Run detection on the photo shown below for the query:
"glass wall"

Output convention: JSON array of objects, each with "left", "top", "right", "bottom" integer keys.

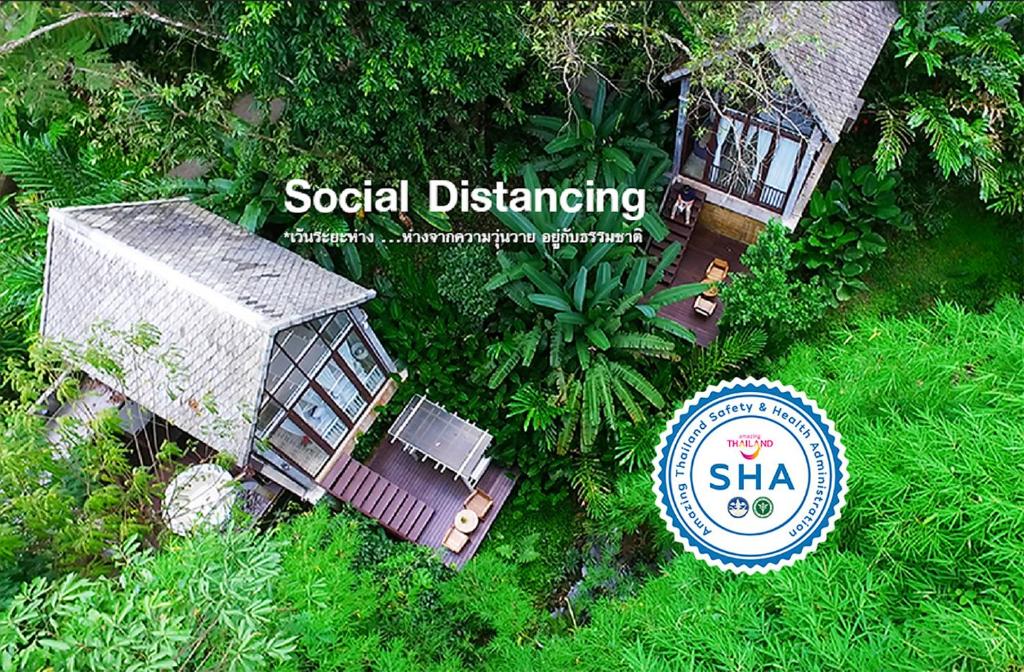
[{"left": 254, "top": 310, "right": 391, "bottom": 477}]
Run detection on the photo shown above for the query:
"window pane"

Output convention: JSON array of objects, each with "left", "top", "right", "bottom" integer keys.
[
  {"left": 276, "top": 366, "right": 307, "bottom": 407},
  {"left": 339, "top": 332, "right": 385, "bottom": 395},
  {"left": 317, "top": 360, "right": 367, "bottom": 420},
  {"left": 276, "top": 322, "right": 317, "bottom": 361},
  {"left": 299, "top": 335, "right": 330, "bottom": 378},
  {"left": 269, "top": 418, "right": 330, "bottom": 475},
  {"left": 264, "top": 346, "right": 292, "bottom": 392},
  {"left": 294, "top": 387, "right": 347, "bottom": 447},
  {"left": 256, "top": 395, "right": 284, "bottom": 439},
  {"left": 322, "top": 312, "right": 352, "bottom": 347}
]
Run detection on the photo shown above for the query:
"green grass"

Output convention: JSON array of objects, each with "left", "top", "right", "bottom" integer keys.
[
  {"left": 477, "top": 491, "right": 581, "bottom": 605},
  {"left": 843, "top": 196, "right": 1023, "bottom": 320},
  {"left": 515, "top": 298, "right": 1024, "bottom": 671}
]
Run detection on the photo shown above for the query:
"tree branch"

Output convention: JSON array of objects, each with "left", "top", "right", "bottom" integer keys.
[
  {"left": 0, "top": 10, "right": 129, "bottom": 57},
  {"left": 0, "top": 3, "right": 225, "bottom": 58}
]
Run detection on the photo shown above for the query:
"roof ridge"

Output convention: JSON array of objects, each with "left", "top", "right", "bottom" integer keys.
[{"left": 49, "top": 207, "right": 273, "bottom": 330}]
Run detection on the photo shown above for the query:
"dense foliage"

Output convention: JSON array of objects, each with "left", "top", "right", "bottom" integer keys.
[
  {"left": 217, "top": 1, "right": 541, "bottom": 182},
  {"left": 1, "top": 2, "right": 1022, "bottom": 670},
  {"left": 5, "top": 299, "right": 1020, "bottom": 670},
  {"left": 874, "top": 0, "right": 1024, "bottom": 214},
  {"left": 721, "top": 220, "right": 829, "bottom": 345}
]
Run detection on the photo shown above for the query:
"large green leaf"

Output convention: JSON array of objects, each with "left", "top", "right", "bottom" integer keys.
[
  {"left": 528, "top": 293, "right": 572, "bottom": 312},
  {"left": 585, "top": 326, "right": 611, "bottom": 350},
  {"left": 650, "top": 316, "right": 696, "bottom": 342},
  {"left": 625, "top": 258, "right": 647, "bottom": 295},
  {"left": 555, "top": 311, "right": 586, "bottom": 325},
  {"left": 521, "top": 263, "right": 564, "bottom": 296},
  {"left": 638, "top": 210, "right": 668, "bottom": 241},
  {"left": 859, "top": 231, "right": 887, "bottom": 254},
  {"left": 647, "top": 282, "right": 707, "bottom": 309},
  {"left": 581, "top": 242, "right": 614, "bottom": 268},
  {"left": 645, "top": 241, "right": 681, "bottom": 291},
  {"left": 573, "top": 266, "right": 588, "bottom": 312},
  {"left": 602, "top": 146, "right": 636, "bottom": 174},
  {"left": 545, "top": 133, "right": 584, "bottom": 155}
]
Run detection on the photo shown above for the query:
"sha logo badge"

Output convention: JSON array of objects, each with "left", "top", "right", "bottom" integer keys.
[{"left": 652, "top": 378, "right": 847, "bottom": 574}]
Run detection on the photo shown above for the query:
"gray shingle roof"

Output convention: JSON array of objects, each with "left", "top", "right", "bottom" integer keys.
[
  {"left": 40, "top": 199, "right": 375, "bottom": 463},
  {"left": 768, "top": 1, "right": 899, "bottom": 142}
]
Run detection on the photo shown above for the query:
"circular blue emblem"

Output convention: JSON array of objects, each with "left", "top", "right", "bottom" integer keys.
[{"left": 652, "top": 378, "right": 847, "bottom": 574}]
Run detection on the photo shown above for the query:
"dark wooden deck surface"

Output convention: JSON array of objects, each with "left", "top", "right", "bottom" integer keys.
[
  {"left": 319, "top": 453, "right": 436, "bottom": 542},
  {"left": 657, "top": 223, "right": 748, "bottom": 347},
  {"left": 368, "top": 438, "right": 517, "bottom": 568}
]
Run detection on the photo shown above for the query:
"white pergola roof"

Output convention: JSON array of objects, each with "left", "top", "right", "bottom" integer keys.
[
  {"left": 388, "top": 395, "right": 492, "bottom": 484},
  {"left": 40, "top": 199, "right": 375, "bottom": 463}
]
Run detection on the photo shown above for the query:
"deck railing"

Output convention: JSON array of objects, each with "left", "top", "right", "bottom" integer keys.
[{"left": 705, "top": 164, "right": 787, "bottom": 213}]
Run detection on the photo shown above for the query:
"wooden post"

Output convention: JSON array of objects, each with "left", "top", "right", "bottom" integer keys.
[
  {"left": 671, "top": 71, "right": 692, "bottom": 176},
  {"left": 782, "top": 126, "right": 823, "bottom": 220}
]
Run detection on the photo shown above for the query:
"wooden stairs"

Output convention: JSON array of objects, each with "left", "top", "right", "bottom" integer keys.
[
  {"left": 320, "top": 454, "right": 435, "bottom": 542},
  {"left": 646, "top": 182, "right": 705, "bottom": 286}
]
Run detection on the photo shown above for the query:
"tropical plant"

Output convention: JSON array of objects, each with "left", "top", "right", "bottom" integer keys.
[
  {"left": 0, "top": 530, "right": 296, "bottom": 671},
  {"left": 873, "top": 1, "right": 1024, "bottom": 215},
  {"left": 721, "top": 221, "right": 830, "bottom": 343},
  {"left": 529, "top": 80, "right": 669, "bottom": 187},
  {"left": 794, "top": 157, "right": 907, "bottom": 301},
  {"left": 527, "top": 80, "right": 671, "bottom": 240},
  {"left": 216, "top": 1, "right": 542, "bottom": 181},
  {"left": 483, "top": 168, "right": 705, "bottom": 502},
  {"left": 436, "top": 243, "right": 501, "bottom": 326}
]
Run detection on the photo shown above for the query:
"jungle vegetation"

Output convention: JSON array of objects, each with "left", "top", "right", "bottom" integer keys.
[{"left": 0, "top": 2, "right": 1021, "bottom": 670}]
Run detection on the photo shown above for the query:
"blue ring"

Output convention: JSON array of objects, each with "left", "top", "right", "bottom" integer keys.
[{"left": 655, "top": 383, "right": 844, "bottom": 569}]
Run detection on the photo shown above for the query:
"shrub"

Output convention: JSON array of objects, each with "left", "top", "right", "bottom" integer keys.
[
  {"left": 721, "top": 220, "right": 829, "bottom": 345},
  {"left": 794, "top": 156, "right": 910, "bottom": 301},
  {"left": 0, "top": 531, "right": 295, "bottom": 671},
  {"left": 436, "top": 244, "right": 500, "bottom": 326}
]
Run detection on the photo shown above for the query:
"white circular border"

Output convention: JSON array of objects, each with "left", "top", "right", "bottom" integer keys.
[{"left": 652, "top": 377, "right": 848, "bottom": 574}]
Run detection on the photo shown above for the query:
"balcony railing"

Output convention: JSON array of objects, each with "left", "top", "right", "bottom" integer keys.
[{"left": 706, "top": 164, "right": 787, "bottom": 213}]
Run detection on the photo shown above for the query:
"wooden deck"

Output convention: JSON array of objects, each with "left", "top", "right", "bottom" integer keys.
[
  {"left": 367, "top": 438, "right": 517, "bottom": 568},
  {"left": 319, "top": 453, "right": 436, "bottom": 542},
  {"left": 656, "top": 223, "right": 748, "bottom": 346}
]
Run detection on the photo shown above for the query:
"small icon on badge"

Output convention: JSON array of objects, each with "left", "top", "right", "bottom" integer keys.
[
  {"left": 728, "top": 497, "right": 749, "bottom": 518},
  {"left": 753, "top": 496, "right": 774, "bottom": 518}
]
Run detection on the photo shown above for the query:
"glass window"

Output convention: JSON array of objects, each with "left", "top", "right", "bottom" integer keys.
[
  {"left": 276, "top": 366, "right": 307, "bottom": 407},
  {"left": 316, "top": 360, "right": 367, "bottom": 420},
  {"left": 269, "top": 418, "right": 330, "bottom": 475},
  {"left": 264, "top": 346, "right": 292, "bottom": 392},
  {"left": 299, "top": 335, "right": 330, "bottom": 378},
  {"left": 255, "top": 395, "right": 284, "bottom": 439},
  {"left": 339, "top": 332, "right": 385, "bottom": 395},
  {"left": 276, "top": 322, "right": 317, "bottom": 362},
  {"left": 322, "top": 312, "right": 352, "bottom": 347},
  {"left": 294, "top": 387, "right": 348, "bottom": 447}
]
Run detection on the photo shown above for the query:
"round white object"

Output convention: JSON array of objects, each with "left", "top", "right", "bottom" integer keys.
[{"left": 163, "top": 464, "right": 236, "bottom": 536}]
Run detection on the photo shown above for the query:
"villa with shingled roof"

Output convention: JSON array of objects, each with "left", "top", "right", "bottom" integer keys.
[
  {"left": 41, "top": 199, "right": 514, "bottom": 566},
  {"left": 651, "top": 0, "right": 899, "bottom": 345}
]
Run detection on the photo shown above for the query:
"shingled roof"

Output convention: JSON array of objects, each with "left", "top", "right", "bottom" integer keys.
[
  {"left": 40, "top": 199, "right": 375, "bottom": 462},
  {"left": 767, "top": 1, "right": 899, "bottom": 142}
]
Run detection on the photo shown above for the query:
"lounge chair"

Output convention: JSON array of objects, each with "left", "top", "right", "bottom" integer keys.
[
  {"left": 442, "top": 527, "right": 469, "bottom": 553},
  {"left": 704, "top": 258, "right": 729, "bottom": 283},
  {"left": 463, "top": 488, "right": 494, "bottom": 520},
  {"left": 694, "top": 294, "right": 718, "bottom": 317}
]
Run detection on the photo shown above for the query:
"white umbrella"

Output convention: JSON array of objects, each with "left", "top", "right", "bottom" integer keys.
[{"left": 163, "top": 464, "right": 236, "bottom": 535}]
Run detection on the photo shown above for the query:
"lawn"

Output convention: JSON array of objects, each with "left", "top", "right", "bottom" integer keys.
[{"left": 844, "top": 192, "right": 1023, "bottom": 320}]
